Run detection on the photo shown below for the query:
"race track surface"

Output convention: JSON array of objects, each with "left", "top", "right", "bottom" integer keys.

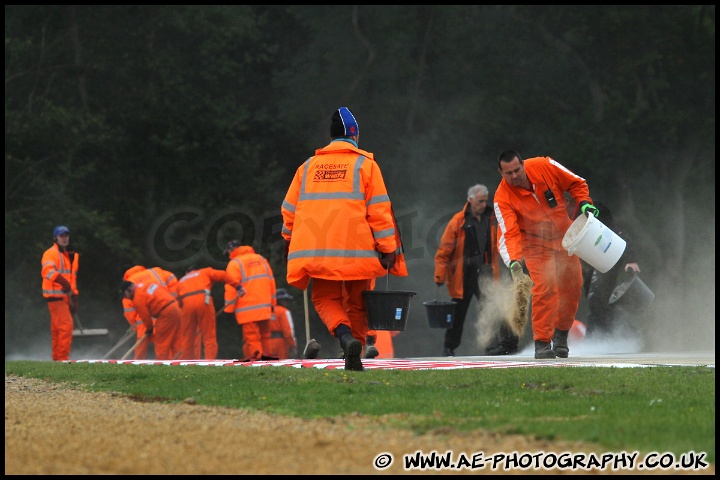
[{"left": 69, "top": 350, "right": 714, "bottom": 370}]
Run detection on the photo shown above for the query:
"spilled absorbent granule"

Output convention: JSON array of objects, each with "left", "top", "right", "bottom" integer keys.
[{"left": 508, "top": 275, "right": 533, "bottom": 337}]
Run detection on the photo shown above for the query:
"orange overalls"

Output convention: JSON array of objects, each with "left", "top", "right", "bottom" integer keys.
[
  {"left": 176, "top": 267, "right": 227, "bottom": 359},
  {"left": 494, "top": 156, "right": 592, "bottom": 343},
  {"left": 224, "top": 246, "right": 276, "bottom": 359},
  {"left": 263, "top": 304, "right": 297, "bottom": 359},
  {"left": 124, "top": 266, "right": 180, "bottom": 359},
  {"left": 130, "top": 281, "right": 181, "bottom": 360},
  {"left": 41, "top": 244, "right": 79, "bottom": 361},
  {"left": 281, "top": 139, "right": 408, "bottom": 343}
]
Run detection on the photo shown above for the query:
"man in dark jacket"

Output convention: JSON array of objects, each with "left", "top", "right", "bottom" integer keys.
[
  {"left": 582, "top": 202, "right": 641, "bottom": 338},
  {"left": 434, "top": 184, "right": 517, "bottom": 356}
]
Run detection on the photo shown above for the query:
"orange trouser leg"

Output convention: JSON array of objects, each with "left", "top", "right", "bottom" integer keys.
[
  {"left": 241, "top": 321, "right": 269, "bottom": 358},
  {"left": 179, "top": 303, "right": 197, "bottom": 360},
  {"left": 344, "top": 279, "right": 372, "bottom": 345},
  {"left": 179, "top": 298, "right": 209, "bottom": 359},
  {"left": 134, "top": 323, "right": 150, "bottom": 359},
  {"left": 555, "top": 252, "right": 583, "bottom": 332},
  {"left": 153, "top": 305, "right": 181, "bottom": 360},
  {"left": 198, "top": 305, "right": 218, "bottom": 359},
  {"left": 525, "top": 247, "right": 583, "bottom": 343},
  {"left": 48, "top": 300, "right": 74, "bottom": 361},
  {"left": 313, "top": 278, "right": 372, "bottom": 341}
]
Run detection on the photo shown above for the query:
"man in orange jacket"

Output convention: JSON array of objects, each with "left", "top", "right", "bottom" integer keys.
[
  {"left": 176, "top": 266, "right": 227, "bottom": 359},
  {"left": 281, "top": 107, "right": 408, "bottom": 371},
  {"left": 120, "top": 279, "right": 181, "bottom": 360},
  {"left": 41, "top": 225, "right": 79, "bottom": 361},
  {"left": 433, "top": 184, "right": 507, "bottom": 357},
  {"left": 223, "top": 241, "right": 277, "bottom": 360},
  {"left": 263, "top": 288, "right": 298, "bottom": 359},
  {"left": 122, "top": 265, "right": 179, "bottom": 359},
  {"left": 494, "top": 150, "right": 597, "bottom": 359}
]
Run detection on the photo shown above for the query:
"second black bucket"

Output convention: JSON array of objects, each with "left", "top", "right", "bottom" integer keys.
[
  {"left": 363, "top": 290, "right": 416, "bottom": 331},
  {"left": 423, "top": 301, "right": 456, "bottom": 329},
  {"left": 609, "top": 273, "right": 655, "bottom": 315}
]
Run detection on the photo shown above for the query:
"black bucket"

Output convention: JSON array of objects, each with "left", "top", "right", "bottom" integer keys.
[
  {"left": 363, "top": 290, "right": 416, "bottom": 331},
  {"left": 423, "top": 301, "right": 456, "bottom": 329},
  {"left": 609, "top": 273, "right": 655, "bottom": 315}
]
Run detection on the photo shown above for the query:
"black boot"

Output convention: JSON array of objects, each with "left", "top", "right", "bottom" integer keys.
[
  {"left": 340, "top": 334, "right": 363, "bottom": 371},
  {"left": 553, "top": 329, "right": 570, "bottom": 358},
  {"left": 534, "top": 340, "right": 557, "bottom": 359},
  {"left": 364, "top": 335, "right": 379, "bottom": 359},
  {"left": 303, "top": 339, "right": 321, "bottom": 359}
]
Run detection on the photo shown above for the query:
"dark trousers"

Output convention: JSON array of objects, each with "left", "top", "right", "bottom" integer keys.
[
  {"left": 586, "top": 264, "right": 621, "bottom": 337},
  {"left": 444, "top": 294, "right": 474, "bottom": 351}
]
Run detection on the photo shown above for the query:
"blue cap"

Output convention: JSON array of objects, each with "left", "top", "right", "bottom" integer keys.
[
  {"left": 53, "top": 225, "right": 70, "bottom": 238},
  {"left": 330, "top": 107, "right": 359, "bottom": 137}
]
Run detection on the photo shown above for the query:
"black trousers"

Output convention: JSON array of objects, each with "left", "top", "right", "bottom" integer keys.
[
  {"left": 586, "top": 263, "right": 622, "bottom": 337},
  {"left": 443, "top": 273, "right": 519, "bottom": 353},
  {"left": 443, "top": 273, "right": 480, "bottom": 351}
]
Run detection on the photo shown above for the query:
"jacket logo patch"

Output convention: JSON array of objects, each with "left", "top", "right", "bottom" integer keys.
[{"left": 314, "top": 169, "right": 347, "bottom": 181}]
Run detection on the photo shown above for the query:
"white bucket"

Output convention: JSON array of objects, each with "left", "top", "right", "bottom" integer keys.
[{"left": 562, "top": 214, "right": 626, "bottom": 273}]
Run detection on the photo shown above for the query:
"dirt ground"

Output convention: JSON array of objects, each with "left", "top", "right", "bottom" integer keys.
[{"left": 4, "top": 374, "right": 713, "bottom": 475}]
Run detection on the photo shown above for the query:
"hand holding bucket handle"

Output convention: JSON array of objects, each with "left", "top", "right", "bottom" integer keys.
[
  {"left": 579, "top": 201, "right": 599, "bottom": 218},
  {"left": 624, "top": 262, "right": 641, "bottom": 275}
]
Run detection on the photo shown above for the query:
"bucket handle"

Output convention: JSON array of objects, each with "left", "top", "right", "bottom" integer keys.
[{"left": 434, "top": 283, "right": 451, "bottom": 303}]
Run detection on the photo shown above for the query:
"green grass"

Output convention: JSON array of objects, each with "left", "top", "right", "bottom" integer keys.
[{"left": 5, "top": 360, "right": 715, "bottom": 464}]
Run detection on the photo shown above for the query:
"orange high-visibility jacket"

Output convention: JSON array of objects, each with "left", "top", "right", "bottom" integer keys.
[
  {"left": 131, "top": 281, "right": 178, "bottom": 329},
  {"left": 123, "top": 266, "right": 178, "bottom": 323},
  {"left": 281, "top": 140, "right": 407, "bottom": 290},
  {"left": 264, "top": 304, "right": 297, "bottom": 359},
  {"left": 176, "top": 267, "right": 227, "bottom": 306},
  {"left": 434, "top": 203, "right": 501, "bottom": 299},
  {"left": 224, "top": 246, "right": 276, "bottom": 325},
  {"left": 494, "top": 156, "right": 592, "bottom": 267},
  {"left": 41, "top": 245, "right": 79, "bottom": 298},
  {"left": 125, "top": 266, "right": 178, "bottom": 294}
]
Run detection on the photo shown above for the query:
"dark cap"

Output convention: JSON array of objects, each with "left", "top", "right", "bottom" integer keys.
[
  {"left": 276, "top": 288, "right": 294, "bottom": 300},
  {"left": 330, "top": 107, "right": 359, "bottom": 137},
  {"left": 224, "top": 240, "right": 242, "bottom": 256},
  {"left": 118, "top": 280, "right": 134, "bottom": 299}
]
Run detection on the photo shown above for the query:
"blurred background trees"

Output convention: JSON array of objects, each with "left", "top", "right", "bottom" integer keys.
[{"left": 5, "top": 6, "right": 714, "bottom": 359}]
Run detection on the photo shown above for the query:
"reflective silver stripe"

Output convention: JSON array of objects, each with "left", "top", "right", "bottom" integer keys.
[
  {"left": 288, "top": 249, "right": 379, "bottom": 261},
  {"left": 234, "top": 303, "right": 273, "bottom": 314},
  {"left": 43, "top": 289, "right": 67, "bottom": 296},
  {"left": 281, "top": 199, "right": 296, "bottom": 213},
  {"left": 180, "top": 289, "right": 209, "bottom": 299},
  {"left": 300, "top": 191, "right": 364, "bottom": 201},
  {"left": 367, "top": 193, "right": 390, "bottom": 206},
  {"left": 373, "top": 227, "right": 394, "bottom": 239}
]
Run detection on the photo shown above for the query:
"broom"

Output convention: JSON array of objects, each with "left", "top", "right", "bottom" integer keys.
[{"left": 72, "top": 312, "right": 110, "bottom": 337}]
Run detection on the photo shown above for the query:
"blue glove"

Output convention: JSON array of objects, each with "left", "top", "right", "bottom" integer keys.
[
  {"left": 236, "top": 286, "right": 246, "bottom": 298},
  {"left": 579, "top": 201, "right": 599, "bottom": 218}
]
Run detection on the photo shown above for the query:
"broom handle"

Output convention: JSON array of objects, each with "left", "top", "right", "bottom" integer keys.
[
  {"left": 120, "top": 333, "right": 149, "bottom": 360},
  {"left": 72, "top": 313, "right": 85, "bottom": 331},
  {"left": 303, "top": 289, "right": 310, "bottom": 347},
  {"left": 102, "top": 327, "right": 135, "bottom": 360}
]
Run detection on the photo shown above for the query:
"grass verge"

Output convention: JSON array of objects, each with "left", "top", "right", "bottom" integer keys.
[{"left": 5, "top": 360, "right": 715, "bottom": 463}]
